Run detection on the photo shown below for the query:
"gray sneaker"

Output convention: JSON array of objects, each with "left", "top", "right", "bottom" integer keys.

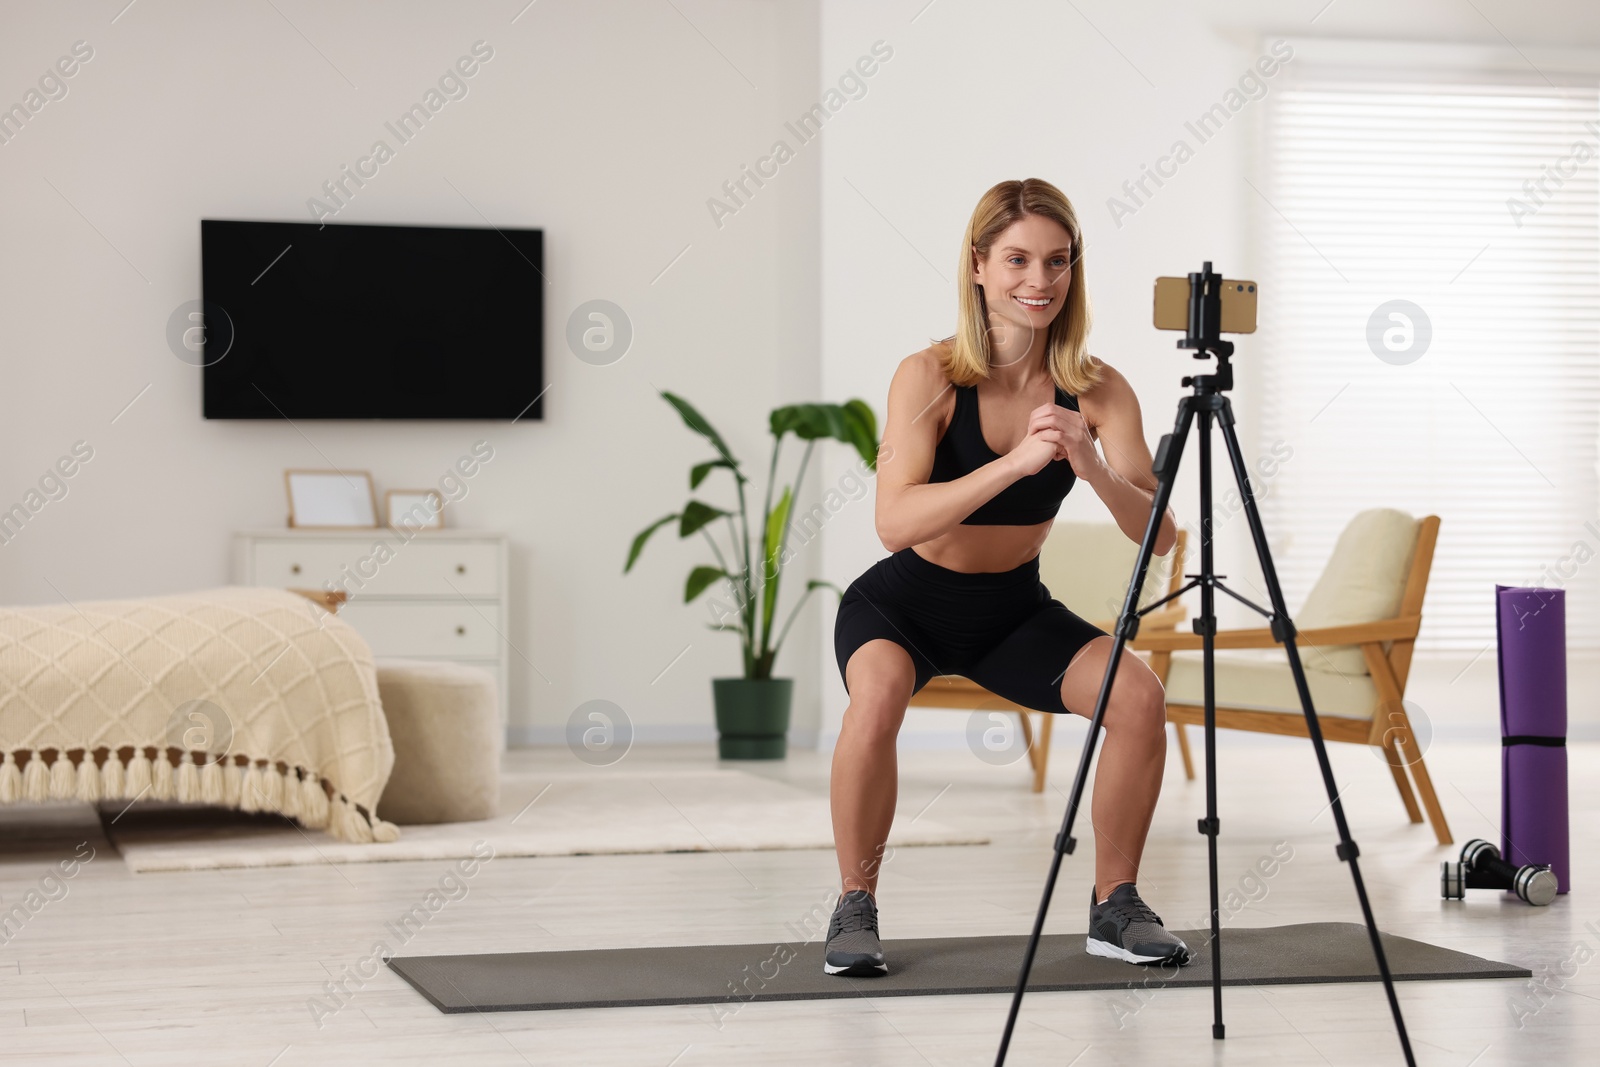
[
  {"left": 824, "top": 889, "right": 887, "bottom": 976},
  {"left": 1087, "top": 883, "right": 1192, "bottom": 966}
]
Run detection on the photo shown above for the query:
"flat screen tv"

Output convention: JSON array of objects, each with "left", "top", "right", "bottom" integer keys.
[{"left": 201, "top": 219, "right": 543, "bottom": 419}]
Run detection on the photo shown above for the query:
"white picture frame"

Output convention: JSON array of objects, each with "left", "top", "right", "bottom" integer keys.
[
  {"left": 385, "top": 489, "right": 445, "bottom": 531},
  {"left": 284, "top": 469, "right": 378, "bottom": 529}
]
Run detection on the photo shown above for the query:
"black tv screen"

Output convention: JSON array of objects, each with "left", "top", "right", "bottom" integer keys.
[{"left": 201, "top": 219, "right": 543, "bottom": 419}]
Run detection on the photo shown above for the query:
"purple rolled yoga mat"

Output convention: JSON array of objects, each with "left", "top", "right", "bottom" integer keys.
[{"left": 1495, "top": 585, "right": 1570, "bottom": 893}]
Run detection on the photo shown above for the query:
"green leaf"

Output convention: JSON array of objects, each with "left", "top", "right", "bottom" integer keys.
[
  {"left": 705, "top": 622, "right": 743, "bottom": 633},
  {"left": 690, "top": 458, "right": 739, "bottom": 489},
  {"left": 661, "top": 391, "right": 741, "bottom": 472},
  {"left": 807, "top": 578, "right": 844, "bottom": 598},
  {"left": 686, "top": 566, "right": 729, "bottom": 603},
  {"left": 841, "top": 399, "right": 880, "bottom": 470},
  {"left": 679, "top": 499, "right": 728, "bottom": 537},
  {"left": 625, "top": 513, "right": 679, "bottom": 573},
  {"left": 760, "top": 486, "right": 793, "bottom": 638},
  {"left": 770, "top": 403, "right": 845, "bottom": 441},
  {"left": 769, "top": 400, "right": 880, "bottom": 470}
]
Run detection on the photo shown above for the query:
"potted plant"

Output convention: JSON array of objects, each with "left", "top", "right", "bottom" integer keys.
[{"left": 625, "top": 389, "right": 879, "bottom": 759}]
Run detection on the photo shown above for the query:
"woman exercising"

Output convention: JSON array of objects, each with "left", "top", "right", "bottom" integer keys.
[{"left": 825, "top": 178, "right": 1190, "bottom": 976}]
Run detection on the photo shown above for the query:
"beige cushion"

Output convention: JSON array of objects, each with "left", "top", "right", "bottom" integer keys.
[
  {"left": 376, "top": 660, "right": 502, "bottom": 824},
  {"left": 1165, "top": 648, "right": 1380, "bottom": 720},
  {"left": 1295, "top": 508, "right": 1420, "bottom": 674},
  {"left": 1039, "top": 522, "right": 1177, "bottom": 626}
]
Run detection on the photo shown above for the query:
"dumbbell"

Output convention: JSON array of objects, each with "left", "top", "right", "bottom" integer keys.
[{"left": 1440, "top": 838, "right": 1557, "bottom": 906}]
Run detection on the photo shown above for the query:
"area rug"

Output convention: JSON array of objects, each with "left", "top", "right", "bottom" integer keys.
[
  {"left": 388, "top": 922, "right": 1530, "bottom": 1012},
  {"left": 102, "top": 767, "right": 987, "bottom": 872}
]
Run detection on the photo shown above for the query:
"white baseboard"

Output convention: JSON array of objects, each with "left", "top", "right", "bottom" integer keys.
[{"left": 506, "top": 724, "right": 822, "bottom": 748}]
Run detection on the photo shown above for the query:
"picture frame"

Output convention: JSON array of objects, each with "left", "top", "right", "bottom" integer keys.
[
  {"left": 385, "top": 489, "right": 445, "bottom": 531},
  {"left": 284, "top": 469, "right": 379, "bottom": 529}
]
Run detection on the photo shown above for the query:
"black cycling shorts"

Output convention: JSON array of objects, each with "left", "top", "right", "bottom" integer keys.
[{"left": 833, "top": 546, "right": 1108, "bottom": 715}]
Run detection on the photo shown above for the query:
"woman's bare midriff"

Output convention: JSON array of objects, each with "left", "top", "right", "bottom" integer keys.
[{"left": 911, "top": 522, "right": 1050, "bottom": 573}]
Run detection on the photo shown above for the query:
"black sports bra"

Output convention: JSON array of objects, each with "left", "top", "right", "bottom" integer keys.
[{"left": 927, "top": 381, "right": 1080, "bottom": 525}]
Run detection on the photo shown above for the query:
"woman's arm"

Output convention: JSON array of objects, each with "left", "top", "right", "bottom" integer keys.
[
  {"left": 1079, "top": 363, "right": 1178, "bottom": 557},
  {"left": 874, "top": 354, "right": 1046, "bottom": 552}
]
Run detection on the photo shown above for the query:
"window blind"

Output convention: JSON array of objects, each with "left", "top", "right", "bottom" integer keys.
[{"left": 1258, "top": 63, "right": 1600, "bottom": 653}]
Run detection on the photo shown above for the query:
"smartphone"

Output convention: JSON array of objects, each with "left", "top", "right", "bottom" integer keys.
[{"left": 1153, "top": 276, "right": 1258, "bottom": 334}]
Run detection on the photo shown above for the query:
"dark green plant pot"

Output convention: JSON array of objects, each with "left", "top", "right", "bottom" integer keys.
[{"left": 712, "top": 677, "right": 792, "bottom": 760}]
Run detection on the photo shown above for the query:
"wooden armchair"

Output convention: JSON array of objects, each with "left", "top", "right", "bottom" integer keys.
[
  {"left": 1133, "top": 509, "right": 1450, "bottom": 845},
  {"left": 908, "top": 524, "right": 1189, "bottom": 792}
]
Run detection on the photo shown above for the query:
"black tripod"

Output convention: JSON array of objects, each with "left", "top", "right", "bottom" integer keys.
[{"left": 994, "top": 264, "right": 1415, "bottom": 1066}]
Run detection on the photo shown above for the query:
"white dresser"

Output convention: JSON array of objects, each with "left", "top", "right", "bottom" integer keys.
[{"left": 233, "top": 528, "right": 510, "bottom": 728}]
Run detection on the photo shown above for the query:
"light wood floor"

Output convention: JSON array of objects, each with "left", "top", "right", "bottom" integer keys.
[{"left": 0, "top": 732, "right": 1594, "bottom": 1066}]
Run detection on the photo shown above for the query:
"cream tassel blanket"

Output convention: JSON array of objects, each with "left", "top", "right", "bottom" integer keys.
[{"left": 0, "top": 586, "right": 398, "bottom": 843}]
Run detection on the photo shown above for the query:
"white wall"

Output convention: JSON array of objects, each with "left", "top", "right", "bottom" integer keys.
[
  {"left": 816, "top": 0, "right": 1600, "bottom": 748},
  {"left": 3, "top": 1, "right": 1596, "bottom": 753},
  {"left": 0, "top": 0, "right": 825, "bottom": 745}
]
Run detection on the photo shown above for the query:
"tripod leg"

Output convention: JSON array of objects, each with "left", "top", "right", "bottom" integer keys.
[
  {"left": 1213, "top": 400, "right": 1417, "bottom": 1067},
  {"left": 994, "top": 401, "right": 1196, "bottom": 1066},
  {"left": 1196, "top": 407, "right": 1225, "bottom": 1039}
]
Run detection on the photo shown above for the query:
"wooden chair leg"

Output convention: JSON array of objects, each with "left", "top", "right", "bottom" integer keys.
[
  {"left": 1401, "top": 744, "right": 1454, "bottom": 846},
  {"left": 1381, "top": 737, "right": 1423, "bottom": 824},
  {"left": 1173, "top": 720, "right": 1195, "bottom": 780},
  {"left": 1361, "top": 645, "right": 1451, "bottom": 845},
  {"left": 1014, "top": 709, "right": 1036, "bottom": 775},
  {"left": 1031, "top": 713, "right": 1053, "bottom": 793}
]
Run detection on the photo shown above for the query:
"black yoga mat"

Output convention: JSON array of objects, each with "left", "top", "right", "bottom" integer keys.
[{"left": 389, "top": 922, "right": 1529, "bottom": 1013}]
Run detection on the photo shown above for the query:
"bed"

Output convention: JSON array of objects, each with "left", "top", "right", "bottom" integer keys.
[{"left": 0, "top": 586, "right": 398, "bottom": 843}]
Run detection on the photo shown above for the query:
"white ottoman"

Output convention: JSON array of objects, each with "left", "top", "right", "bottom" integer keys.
[{"left": 375, "top": 660, "right": 502, "bottom": 824}]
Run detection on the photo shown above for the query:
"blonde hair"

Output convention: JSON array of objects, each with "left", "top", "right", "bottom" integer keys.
[{"left": 935, "top": 178, "right": 1102, "bottom": 395}]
